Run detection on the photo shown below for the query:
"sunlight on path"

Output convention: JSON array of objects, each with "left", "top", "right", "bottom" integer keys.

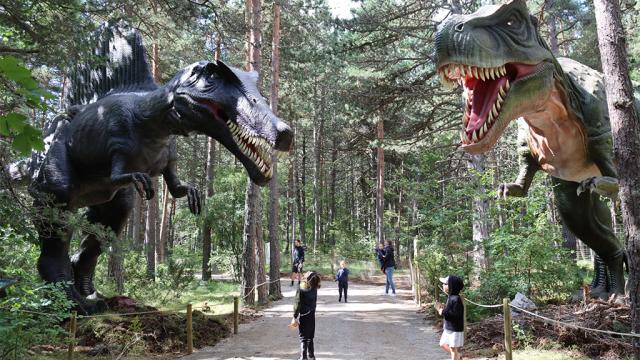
[{"left": 183, "top": 276, "right": 446, "bottom": 360}]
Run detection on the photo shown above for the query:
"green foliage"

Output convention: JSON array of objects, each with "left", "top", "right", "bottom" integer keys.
[
  {"left": 0, "top": 282, "right": 73, "bottom": 359},
  {"left": 0, "top": 55, "right": 49, "bottom": 154}
]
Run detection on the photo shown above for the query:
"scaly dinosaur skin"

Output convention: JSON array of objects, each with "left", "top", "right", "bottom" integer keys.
[
  {"left": 435, "top": 0, "right": 639, "bottom": 296},
  {"left": 7, "top": 23, "right": 292, "bottom": 312}
]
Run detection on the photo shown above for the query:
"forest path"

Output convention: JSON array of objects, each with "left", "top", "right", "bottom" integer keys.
[{"left": 183, "top": 274, "right": 445, "bottom": 360}]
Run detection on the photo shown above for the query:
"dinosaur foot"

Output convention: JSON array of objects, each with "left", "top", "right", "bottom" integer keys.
[{"left": 576, "top": 176, "right": 618, "bottom": 199}]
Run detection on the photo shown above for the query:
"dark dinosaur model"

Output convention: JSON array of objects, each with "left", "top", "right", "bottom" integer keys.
[
  {"left": 5, "top": 23, "right": 292, "bottom": 311},
  {"left": 435, "top": 0, "right": 639, "bottom": 297}
]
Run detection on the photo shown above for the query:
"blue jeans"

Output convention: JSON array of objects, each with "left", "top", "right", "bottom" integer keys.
[{"left": 385, "top": 266, "right": 396, "bottom": 294}]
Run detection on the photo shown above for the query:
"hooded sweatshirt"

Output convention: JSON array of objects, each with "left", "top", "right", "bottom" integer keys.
[
  {"left": 442, "top": 275, "right": 465, "bottom": 332},
  {"left": 294, "top": 282, "right": 317, "bottom": 318}
]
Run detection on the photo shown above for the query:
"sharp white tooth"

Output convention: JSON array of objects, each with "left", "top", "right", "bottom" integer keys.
[
  {"left": 482, "top": 122, "right": 488, "bottom": 134},
  {"left": 472, "top": 130, "right": 478, "bottom": 142},
  {"left": 496, "top": 99, "right": 502, "bottom": 110},
  {"left": 460, "top": 66, "right": 466, "bottom": 77},
  {"left": 497, "top": 92, "right": 504, "bottom": 103},
  {"left": 472, "top": 67, "right": 479, "bottom": 79},
  {"left": 502, "top": 66, "right": 507, "bottom": 76},
  {"left": 479, "top": 68, "right": 486, "bottom": 81},
  {"left": 266, "top": 168, "right": 273, "bottom": 178},
  {"left": 479, "top": 125, "right": 485, "bottom": 138},
  {"left": 506, "top": 79, "right": 510, "bottom": 90},
  {"left": 492, "top": 104, "right": 498, "bottom": 117},
  {"left": 499, "top": 87, "right": 506, "bottom": 97}
]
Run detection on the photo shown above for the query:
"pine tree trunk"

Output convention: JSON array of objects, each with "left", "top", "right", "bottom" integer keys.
[
  {"left": 312, "top": 99, "right": 323, "bottom": 253},
  {"left": 145, "top": 178, "right": 158, "bottom": 280},
  {"left": 108, "top": 234, "right": 125, "bottom": 294},
  {"left": 468, "top": 154, "right": 488, "bottom": 284},
  {"left": 256, "top": 193, "right": 268, "bottom": 304},
  {"left": 268, "top": 0, "right": 282, "bottom": 299},
  {"left": 376, "top": 120, "right": 385, "bottom": 245},
  {"left": 593, "top": 1, "right": 640, "bottom": 356},
  {"left": 157, "top": 185, "right": 169, "bottom": 264},
  {"left": 202, "top": 37, "right": 221, "bottom": 281},
  {"left": 242, "top": 180, "right": 258, "bottom": 305}
]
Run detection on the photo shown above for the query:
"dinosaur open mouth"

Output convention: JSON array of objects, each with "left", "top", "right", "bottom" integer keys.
[
  {"left": 226, "top": 120, "right": 287, "bottom": 179},
  {"left": 438, "top": 62, "right": 538, "bottom": 145}
]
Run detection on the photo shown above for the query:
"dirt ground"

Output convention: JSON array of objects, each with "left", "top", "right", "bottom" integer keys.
[{"left": 183, "top": 274, "right": 447, "bottom": 360}]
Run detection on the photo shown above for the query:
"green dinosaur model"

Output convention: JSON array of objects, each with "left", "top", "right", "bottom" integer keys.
[{"left": 435, "top": 0, "right": 639, "bottom": 296}]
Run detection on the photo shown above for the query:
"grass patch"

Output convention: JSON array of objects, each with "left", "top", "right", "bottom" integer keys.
[{"left": 147, "top": 280, "right": 240, "bottom": 315}]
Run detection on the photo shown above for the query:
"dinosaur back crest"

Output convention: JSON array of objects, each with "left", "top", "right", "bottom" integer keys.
[{"left": 67, "top": 20, "right": 156, "bottom": 106}]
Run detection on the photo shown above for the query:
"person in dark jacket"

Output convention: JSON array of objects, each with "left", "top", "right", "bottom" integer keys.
[
  {"left": 335, "top": 260, "right": 349, "bottom": 302},
  {"left": 291, "top": 240, "right": 305, "bottom": 286},
  {"left": 375, "top": 244, "right": 386, "bottom": 274},
  {"left": 381, "top": 240, "right": 396, "bottom": 296},
  {"left": 435, "top": 275, "right": 465, "bottom": 360},
  {"left": 291, "top": 271, "right": 321, "bottom": 360}
]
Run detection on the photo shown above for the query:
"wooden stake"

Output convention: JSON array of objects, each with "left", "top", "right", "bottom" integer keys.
[
  {"left": 67, "top": 311, "right": 77, "bottom": 360},
  {"left": 503, "top": 298, "right": 513, "bottom": 360},
  {"left": 233, "top": 296, "right": 239, "bottom": 334},
  {"left": 462, "top": 295, "right": 467, "bottom": 339},
  {"left": 186, "top": 303, "right": 193, "bottom": 354}
]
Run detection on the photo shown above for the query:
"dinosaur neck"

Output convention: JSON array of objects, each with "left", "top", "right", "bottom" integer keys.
[
  {"left": 522, "top": 80, "right": 600, "bottom": 182},
  {"left": 136, "top": 86, "right": 191, "bottom": 137}
]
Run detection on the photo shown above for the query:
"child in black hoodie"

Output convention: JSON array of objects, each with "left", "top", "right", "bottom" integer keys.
[
  {"left": 291, "top": 271, "right": 321, "bottom": 360},
  {"left": 435, "top": 275, "right": 464, "bottom": 360}
]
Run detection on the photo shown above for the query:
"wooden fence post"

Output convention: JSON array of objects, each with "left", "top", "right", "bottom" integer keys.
[
  {"left": 67, "top": 311, "right": 77, "bottom": 360},
  {"left": 503, "top": 298, "right": 513, "bottom": 360},
  {"left": 233, "top": 296, "right": 239, "bottom": 334},
  {"left": 186, "top": 303, "right": 193, "bottom": 354},
  {"left": 462, "top": 295, "right": 467, "bottom": 339},
  {"left": 416, "top": 262, "right": 421, "bottom": 305}
]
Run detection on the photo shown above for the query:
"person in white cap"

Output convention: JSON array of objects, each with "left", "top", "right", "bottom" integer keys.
[{"left": 435, "top": 274, "right": 465, "bottom": 360}]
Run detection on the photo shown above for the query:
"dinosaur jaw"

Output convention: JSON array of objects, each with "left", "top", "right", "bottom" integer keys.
[
  {"left": 226, "top": 120, "right": 288, "bottom": 182},
  {"left": 439, "top": 62, "right": 540, "bottom": 154}
]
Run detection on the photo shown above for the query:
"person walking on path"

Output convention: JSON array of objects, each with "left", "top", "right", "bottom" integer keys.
[
  {"left": 335, "top": 260, "right": 349, "bottom": 303},
  {"left": 382, "top": 240, "right": 396, "bottom": 296},
  {"left": 435, "top": 275, "right": 465, "bottom": 360},
  {"left": 291, "top": 240, "right": 305, "bottom": 286},
  {"left": 291, "top": 271, "right": 321, "bottom": 360}
]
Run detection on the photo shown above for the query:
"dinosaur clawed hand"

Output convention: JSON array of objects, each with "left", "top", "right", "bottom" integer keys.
[
  {"left": 131, "top": 172, "right": 154, "bottom": 200},
  {"left": 576, "top": 176, "right": 618, "bottom": 199},
  {"left": 186, "top": 185, "right": 201, "bottom": 215},
  {"left": 497, "top": 183, "right": 526, "bottom": 198}
]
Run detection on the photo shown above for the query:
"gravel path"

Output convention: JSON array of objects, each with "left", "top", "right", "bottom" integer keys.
[{"left": 183, "top": 275, "right": 446, "bottom": 360}]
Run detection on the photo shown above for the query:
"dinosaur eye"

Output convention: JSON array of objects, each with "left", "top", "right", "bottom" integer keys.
[
  {"left": 506, "top": 15, "right": 519, "bottom": 27},
  {"left": 252, "top": 98, "right": 258, "bottom": 103}
]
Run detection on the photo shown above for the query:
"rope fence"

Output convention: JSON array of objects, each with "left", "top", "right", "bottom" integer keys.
[
  {"left": 0, "top": 277, "right": 291, "bottom": 358},
  {"left": 412, "top": 262, "right": 637, "bottom": 359}
]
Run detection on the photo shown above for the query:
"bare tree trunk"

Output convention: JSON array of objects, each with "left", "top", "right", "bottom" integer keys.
[
  {"left": 593, "top": 1, "right": 640, "bottom": 356},
  {"left": 157, "top": 185, "right": 169, "bottom": 264},
  {"left": 256, "top": 194, "right": 268, "bottom": 304},
  {"left": 468, "top": 154, "right": 488, "bottom": 285},
  {"left": 376, "top": 120, "right": 385, "bottom": 245},
  {"left": 296, "top": 133, "right": 307, "bottom": 245},
  {"left": 268, "top": 0, "right": 282, "bottom": 299},
  {"left": 145, "top": 178, "right": 159, "bottom": 280},
  {"left": 202, "top": 37, "right": 221, "bottom": 281},
  {"left": 312, "top": 94, "right": 324, "bottom": 253},
  {"left": 242, "top": 0, "right": 264, "bottom": 306},
  {"left": 242, "top": 180, "right": 257, "bottom": 305},
  {"left": 108, "top": 234, "right": 125, "bottom": 294}
]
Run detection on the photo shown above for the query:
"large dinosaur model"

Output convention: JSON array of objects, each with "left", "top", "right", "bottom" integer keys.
[
  {"left": 6, "top": 23, "right": 292, "bottom": 311},
  {"left": 435, "top": 0, "right": 639, "bottom": 296}
]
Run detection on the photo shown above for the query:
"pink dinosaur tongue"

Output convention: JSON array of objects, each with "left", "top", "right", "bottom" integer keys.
[{"left": 466, "top": 77, "right": 508, "bottom": 134}]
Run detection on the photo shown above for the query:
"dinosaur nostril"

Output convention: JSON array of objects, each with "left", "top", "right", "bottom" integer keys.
[{"left": 454, "top": 23, "right": 464, "bottom": 32}]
